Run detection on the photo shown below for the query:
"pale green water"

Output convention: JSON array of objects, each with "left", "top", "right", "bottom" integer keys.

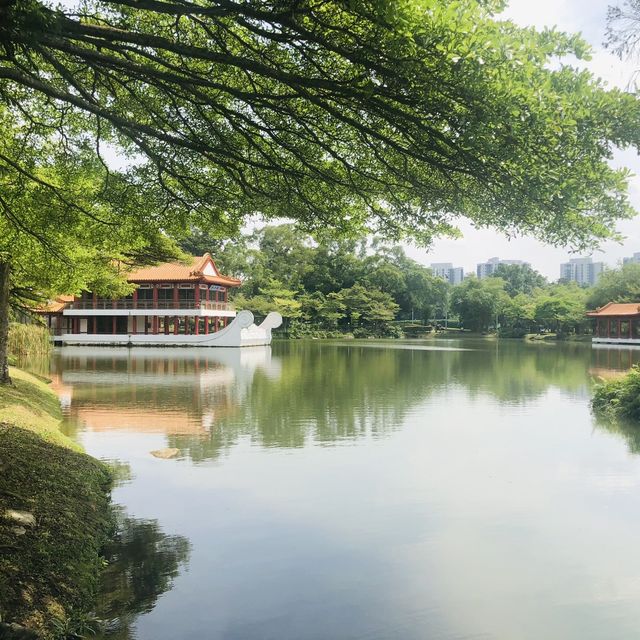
[{"left": 40, "top": 340, "right": 640, "bottom": 639}]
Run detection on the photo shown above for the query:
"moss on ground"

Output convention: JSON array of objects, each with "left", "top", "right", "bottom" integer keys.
[{"left": 0, "top": 368, "right": 113, "bottom": 638}]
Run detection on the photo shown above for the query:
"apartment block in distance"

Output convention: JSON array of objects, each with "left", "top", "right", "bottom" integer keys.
[
  {"left": 623, "top": 252, "right": 640, "bottom": 265},
  {"left": 560, "top": 257, "right": 604, "bottom": 286},
  {"left": 476, "top": 257, "right": 528, "bottom": 279},
  {"left": 430, "top": 263, "right": 465, "bottom": 285}
]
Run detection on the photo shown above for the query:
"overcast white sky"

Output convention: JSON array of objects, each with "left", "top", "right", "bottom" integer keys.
[{"left": 404, "top": 0, "right": 640, "bottom": 279}]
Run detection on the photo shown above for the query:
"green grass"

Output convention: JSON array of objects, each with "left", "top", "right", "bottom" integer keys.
[
  {"left": 0, "top": 368, "right": 79, "bottom": 452},
  {"left": 0, "top": 369, "right": 113, "bottom": 638}
]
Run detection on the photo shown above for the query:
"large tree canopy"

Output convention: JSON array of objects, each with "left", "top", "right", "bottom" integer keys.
[
  {"left": 1, "top": 0, "right": 639, "bottom": 247},
  {"left": 0, "top": 105, "right": 182, "bottom": 381}
]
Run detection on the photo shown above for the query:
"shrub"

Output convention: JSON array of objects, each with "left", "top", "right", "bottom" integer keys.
[
  {"left": 498, "top": 328, "right": 529, "bottom": 339},
  {"left": 592, "top": 366, "right": 640, "bottom": 422},
  {"left": 352, "top": 323, "right": 403, "bottom": 339},
  {"left": 286, "top": 321, "right": 343, "bottom": 340}
]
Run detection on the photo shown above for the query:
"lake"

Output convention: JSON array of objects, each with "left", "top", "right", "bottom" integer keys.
[{"left": 37, "top": 339, "right": 640, "bottom": 639}]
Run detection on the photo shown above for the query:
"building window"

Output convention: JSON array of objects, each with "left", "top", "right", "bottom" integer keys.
[
  {"left": 178, "top": 288, "right": 195, "bottom": 304},
  {"left": 610, "top": 319, "right": 619, "bottom": 338},
  {"left": 158, "top": 287, "right": 173, "bottom": 303},
  {"left": 209, "top": 285, "right": 226, "bottom": 302},
  {"left": 633, "top": 319, "right": 640, "bottom": 340},
  {"left": 620, "top": 319, "right": 630, "bottom": 338},
  {"left": 137, "top": 288, "right": 153, "bottom": 302}
]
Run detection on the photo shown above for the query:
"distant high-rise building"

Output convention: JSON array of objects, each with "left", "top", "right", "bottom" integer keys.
[
  {"left": 559, "top": 257, "right": 604, "bottom": 286},
  {"left": 623, "top": 252, "right": 640, "bottom": 265},
  {"left": 430, "top": 263, "right": 464, "bottom": 285},
  {"left": 476, "top": 257, "right": 528, "bottom": 279}
]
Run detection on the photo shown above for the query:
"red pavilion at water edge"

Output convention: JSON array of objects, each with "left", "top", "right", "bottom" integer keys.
[
  {"left": 38, "top": 254, "right": 282, "bottom": 347},
  {"left": 586, "top": 302, "right": 640, "bottom": 346}
]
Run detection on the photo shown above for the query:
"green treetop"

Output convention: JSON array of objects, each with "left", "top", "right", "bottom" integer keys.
[
  {"left": 586, "top": 263, "right": 640, "bottom": 309},
  {"left": 450, "top": 277, "right": 509, "bottom": 332},
  {"left": 489, "top": 263, "right": 548, "bottom": 297}
]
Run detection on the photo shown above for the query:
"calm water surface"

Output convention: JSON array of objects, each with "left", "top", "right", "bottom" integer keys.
[{"left": 39, "top": 340, "right": 640, "bottom": 639}]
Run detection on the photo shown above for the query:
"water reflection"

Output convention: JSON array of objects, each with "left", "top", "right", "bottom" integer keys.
[
  {"left": 46, "top": 341, "right": 640, "bottom": 463},
  {"left": 37, "top": 340, "right": 640, "bottom": 639},
  {"left": 95, "top": 507, "right": 191, "bottom": 639},
  {"left": 595, "top": 416, "right": 640, "bottom": 455}
]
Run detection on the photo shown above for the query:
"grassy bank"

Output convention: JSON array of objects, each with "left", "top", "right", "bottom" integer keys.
[{"left": 0, "top": 368, "right": 112, "bottom": 639}]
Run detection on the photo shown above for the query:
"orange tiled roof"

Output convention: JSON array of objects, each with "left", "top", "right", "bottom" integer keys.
[
  {"left": 586, "top": 302, "right": 640, "bottom": 317},
  {"left": 127, "top": 254, "right": 241, "bottom": 286},
  {"left": 35, "top": 295, "right": 75, "bottom": 314}
]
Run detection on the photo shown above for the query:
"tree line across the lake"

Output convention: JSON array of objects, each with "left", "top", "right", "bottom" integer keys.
[{"left": 182, "top": 225, "right": 640, "bottom": 339}]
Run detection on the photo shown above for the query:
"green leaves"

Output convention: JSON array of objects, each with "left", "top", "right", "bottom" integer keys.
[
  {"left": 532, "top": 284, "right": 588, "bottom": 335},
  {"left": 0, "top": 107, "right": 183, "bottom": 309},
  {"left": 489, "top": 263, "right": 547, "bottom": 297},
  {"left": 587, "top": 263, "right": 640, "bottom": 310},
  {"left": 451, "top": 276, "right": 509, "bottom": 332},
  {"left": 0, "top": 0, "right": 637, "bottom": 249},
  {"left": 592, "top": 365, "right": 640, "bottom": 423}
]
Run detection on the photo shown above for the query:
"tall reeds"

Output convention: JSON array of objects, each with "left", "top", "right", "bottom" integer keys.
[{"left": 8, "top": 322, "right": 52, "bottom": 356}]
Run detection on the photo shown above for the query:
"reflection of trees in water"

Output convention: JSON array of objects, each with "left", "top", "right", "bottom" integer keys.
[
  {"left": 168, "top": 341, "right": 604, "bottom": 461},
  {"left": 44, "top": 341, "right": 640, "bottom": 463},
  {"left": 95, "top": 507, "right": 190, "bottom": 639},
  {"left": 169, "top": 343, "right": 437, "bottom": 461},
  {"left": 594, "top": 415, "right": 640, "bottom": 455},
  {"left": 448, "top": 342, "right": 593, "bottom": 403},
  {"left": 102, "top": 460, "right": 134, "bottom": 488}
]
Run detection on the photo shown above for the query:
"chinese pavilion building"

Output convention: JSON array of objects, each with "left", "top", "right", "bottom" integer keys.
[
  {"left": 40, "top": 254, "right": 282, "bottom": 347},
  {"left": 586, "top": 302, "right": 640, "bottom": 345}
]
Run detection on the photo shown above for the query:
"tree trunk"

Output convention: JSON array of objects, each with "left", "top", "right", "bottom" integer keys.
[{"left": 0, "top": 261, "right": 12, "bottom": 385}]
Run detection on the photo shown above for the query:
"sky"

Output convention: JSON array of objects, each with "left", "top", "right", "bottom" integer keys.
[{"left": 403, "top": 0, "right": 640, "bottom": 279}]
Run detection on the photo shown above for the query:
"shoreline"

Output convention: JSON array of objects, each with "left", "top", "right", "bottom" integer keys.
[
  {"left": 0, "top": 368, "right": 113, "bottom": 639},
  {"left": 275, "top": 331, "right": 595, "bottom": 343}
]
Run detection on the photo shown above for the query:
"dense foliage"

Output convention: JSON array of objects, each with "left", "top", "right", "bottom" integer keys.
[
  {"left": 189, "top": 224, "right": 627, "bottom": 338},
  {"left": 198, "top": 225, "right": 444, "bottom": 336},
  {"left": 1, "top": 0, "right": 638, "bottom": 248},
  {"left": 490, "top": 263, "right": 547, "bottom": 297},
  {"left": 586, "top": 263, "right": 640, "bottom": 309},
  {"left": 8, "top": 322, "right": 51, "bottom": 356},
  {"left": 592, "top": 366, "right": 640, "bottom": 423}
]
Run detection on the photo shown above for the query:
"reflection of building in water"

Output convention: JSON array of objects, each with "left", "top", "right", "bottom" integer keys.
[
  {"left": 53, "top": 347, "right": 281, "bottom": 435},
  {"left": 590, "top": 345, "right": 640, "bottom": 377}
]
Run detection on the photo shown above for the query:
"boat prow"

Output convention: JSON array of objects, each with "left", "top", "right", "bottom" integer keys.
[{"left": 57, "top": 310, "right": 283, "bottom": 347}]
